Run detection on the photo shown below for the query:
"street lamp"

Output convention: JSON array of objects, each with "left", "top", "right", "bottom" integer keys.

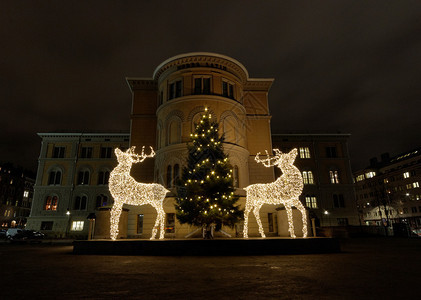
[{"left": 66, "top": 209, "right": 71, "bottom": 238}]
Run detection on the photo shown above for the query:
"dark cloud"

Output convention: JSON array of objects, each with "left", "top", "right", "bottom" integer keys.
[{"left": 1, "top": 1, "right": 421, "bottom": 172}]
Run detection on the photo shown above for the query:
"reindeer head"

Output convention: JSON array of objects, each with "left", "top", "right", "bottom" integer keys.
[
  {"left": 255, "top": 148, "right": 298, "bottom": 169},
  {"left": 114, "top": 146, "right": 155, "bottom": 165}
]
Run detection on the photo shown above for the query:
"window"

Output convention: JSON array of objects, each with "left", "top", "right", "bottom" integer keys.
[
  {"left": 168, "top": 119, "right": 181, "bottom": 145},
  {"left": 96, "top": 195, "right": 108, "bottom": 208},
  {"left": 137, "top": 214, "right": 144, "bottom": 234},
  {"left": 407, "top": 184, "right": 412, "bottom": 189},
  {"left": 365, "top": 172, "right": 376, "bottom": 179},
  {"left": 166, "top": 165, "right": 172, "bottom": 188},
  {"left": 45, "top": 196, "right": 58, "bottom": 211},
  {"left": 166, "top": 213, "right": 175, "bottom": 233},
  {"left": 23, "top": 191, "right": 29, "bottom": 198},
  {"left": 52, "top": 146, "right": 65, "bottom": 158},
  {"left": 268, "top": 213, "right": 274, "bottom": 232},
  {"left": 81, "top": 147, "right": 93, "bottom": 158},
  {"left": 299, "top": 147, "right": 310, "bottom": 159},
  {"left": 356, "top": 174, "right": 365, "bottom": 182},
  {"left": 233, "top": 166, "right": 239, "bottom": 188},
  {"left": 305, "top": 196, "right": 318, "bottom": 208},
  {"left": 97, "top": 171, "right": 110, "bottom": 185},
  {"left": 40, "top": 221, "right": 53, "bottom": 230},
  {"left": 100, "top": 147, "right": 112, "bottom": 158},
  {"left": 326, "top": 147, "right": 337, "bottom": 158},
  {"left": 77, "top": 171, "right": 90, "bottom": 185},
  {"left": 194, "top": 77, "right": 211, "bottom": 94},
  {"left": 403, "top": 208, "right": 408, "bottom": 214},
  {"left": 48, "top": 170, "right": 61, "bottom": 185},
  {"left": 329, "top": 170, "right": 340, "bottom": 184},
  {"left": 403, "top": 172, "right": 410, "bottom": 178},
  {"left": 222, "top": 80, "right": 234, "bottom": 99},
  {"left": 333, "top": 194, "right": 345, "bottom": 208},
  {"left": 413, "top": 182, "right": 420, "bottom": 188},
  {"left": 74, "top": 196, "right": 87, "bottom": 210},
  {"left": 302, "top": 171, "right": 314, "bottom": 184},
  {"left": 337, "top": 218, "right": 348, "bottom": 226},
  {"left": 71, "top": 221, "right": 84, "bottom": 231},
  {"left": 173, "top": 164, "right": 180, "bottom": 186},
  {"left": 411, "top": 207, "right": 417, "bottom": 213},
  {"left": 168, "top": 80, "right": 182, "bottom": 100}
]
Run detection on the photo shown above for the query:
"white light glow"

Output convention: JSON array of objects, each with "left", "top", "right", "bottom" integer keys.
[
  {"left": 109, "top": 146, "right": 169, "bottom": 240},
  {"left": 243, "top": 148, "right": 307, "bottom": 238}
]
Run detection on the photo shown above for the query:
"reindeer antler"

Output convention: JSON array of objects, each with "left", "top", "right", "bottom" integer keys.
[
  {"left": 255, "top": 149, "right": 281, "bottom": 167},
  {"left": 132, "top": 146, "right": 155, "bottom": 163}
]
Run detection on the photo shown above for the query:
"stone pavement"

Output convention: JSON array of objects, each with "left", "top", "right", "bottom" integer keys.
[{"left": 0, "top": 237, "right": 420, "bottom": 299}]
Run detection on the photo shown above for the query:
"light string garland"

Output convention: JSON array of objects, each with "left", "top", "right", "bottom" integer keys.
[
  {"left": 243, "top": 148, "right": 308, "bottom": 238},
  {"left": 108, "top": 146, "right": 169, "bottom": 240}
]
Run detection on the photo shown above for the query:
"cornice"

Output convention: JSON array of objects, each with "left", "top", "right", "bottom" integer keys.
[{"left": 126, "top": 78, "right": 157, "bottom": 92}]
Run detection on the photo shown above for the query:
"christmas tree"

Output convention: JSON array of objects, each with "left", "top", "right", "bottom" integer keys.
[{"left": 175, "top": 108, "right": 242, "bottom": 237}]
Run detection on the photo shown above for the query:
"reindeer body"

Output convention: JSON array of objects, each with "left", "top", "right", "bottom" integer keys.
[
  {"left": 109, "top": 147, "right": 169, "bottom": 240},
  {"left": 243, "top": 148, "right": 307, "bottom": 238}
]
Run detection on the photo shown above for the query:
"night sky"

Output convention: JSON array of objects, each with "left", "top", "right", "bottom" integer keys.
[{"left": 1, "top": 1, "right": 421, "bottom": 173}]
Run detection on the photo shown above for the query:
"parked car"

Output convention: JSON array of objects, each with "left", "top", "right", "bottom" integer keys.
[
  {"left": 8, "top": 230, "right": 45, "bottom": 243},
  {"left": 6, "top": 228, "right": 24, "bottom": 239}
]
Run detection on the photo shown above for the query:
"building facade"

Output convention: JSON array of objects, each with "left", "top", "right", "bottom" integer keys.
[
  {"left": 28, "top": 53, "right": 360, "bottom": 238},
  {"left": 272, "top": 134, "right": 359, "bottom": 229},
  {"left": 26, "top": 133, "right": 129, "bottom": 238},
  {"left": 354, "top": 148, "right": 421, "bottom": 236},
  {"left": 0, "top": 163, "right": 34, "bottom": 229}
]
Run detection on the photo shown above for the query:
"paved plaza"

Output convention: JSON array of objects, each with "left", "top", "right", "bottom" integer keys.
[{"left": 1, "top": 237, "right": 420, "bottom": 299}]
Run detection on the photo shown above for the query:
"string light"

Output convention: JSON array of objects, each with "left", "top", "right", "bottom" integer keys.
[
  {"left": 243, "top": 148, "right": 308, "bottom": 238},
  {"left": 108, "top": 146, "right": 169, "bottom": 240}
]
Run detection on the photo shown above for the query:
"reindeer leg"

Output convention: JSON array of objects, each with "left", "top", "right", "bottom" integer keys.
[
  {"left": 150, "top": 206, "right": 163, "bottom": 240},
  {"left": 294, "top": 199, "right": 308, "bottom": 238},
  {"left": 253, "top": 204, "right": 265, "bottom": 238},
  {"left": 285, "top": 204, "right": 296, "bottom": 238},
  {"left": 243, "top": 201, "right": 251, "bottom": 238},
  {"left": 159, "top": 209, "right": 165, "bottom": 239},
  {"left": 110, "top": 202, "right": 123, "bottom": 240}
]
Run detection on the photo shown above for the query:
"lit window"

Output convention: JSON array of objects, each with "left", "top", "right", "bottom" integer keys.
[
  {"left": 299, "top": 147, "right": 311, "bottom": 159},
  {"left": 169, "top": 80, "right": 182, "bottom": 100},
  {"left": 329, "top": 170, "right": 340, "bottom": 184},
  {"left": 356, "top": 174, "right": 365, "bottom": 182},
  {"left": 414, "top": 182, "right": 420, "bottom": 188},
  {"left": 23, "top": 191, "right": 29, "bottom": 198},
  {"left": 45, "top": 196, "right": 58, "bottom": 211},
  {"left": 384, "top": 178, "right": 389, "bottom": 184},
  {"left": 71, "top": 221, "right": 84, "bottom": 231},
  {"left": 193, "top": 77, "right": 211, "bottom": 94},
  {"left": 305, "top": 196, "right": 318, "bottom": 208},
  {"left": 407, "top": 184, "right": 412, "bottom": 189},
  {"left": 365, "top": 172, "right": 376, "bottom": 179},
  {"left": 302, "top": 171, "right": 314, "bottom": 184}
]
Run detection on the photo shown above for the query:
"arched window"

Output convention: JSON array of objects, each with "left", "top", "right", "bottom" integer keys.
[
  {"left": 302, "top": 171, "right": 314, "bottom": 184},
  {"left": 77, "top": 170, "right": 90, "bottom": 185},
  {"left": 223, "top": 116, "right": 237, "bottom": 144},
  {"left": 305, "top": 195, "right": 318, "bottom": 208},
  {"left": 97, "top": 171, "right": 110, "bottom": 185},
  {"left": 45, "top": 196, "right": 58, "bottom": 211},
  {"left": 74, "top": 195, "right": 87, "bottom": 210},
  {"left": 168, "top": 119, "right": 181, "bottom": 145},
  {"left": 166, "top": 165, "right": 172, "bottom": 188},
  {"left": 48, "top": 170, "right": 61, "bottom": 185},
  {"left": 329, "top": 170, "right": 340, "bottom": 184},
  {"left": 233, "top": 165, "right": 239, "bottom": 188},
  {"left": 173, "top": 164, "right": 180, "bottom": 186},
  {"left": 96, "top": 195, "right": 108, "bottom": 208}
]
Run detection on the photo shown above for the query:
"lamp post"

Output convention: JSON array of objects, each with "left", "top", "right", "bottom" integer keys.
[{"left": 66, "top": 209, "right": 71, "bottom": 238}]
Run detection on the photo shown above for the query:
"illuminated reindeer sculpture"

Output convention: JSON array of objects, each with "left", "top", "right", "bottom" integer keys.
[
  {"left": 109, "top": 146, "right": 169, "bottom": 240},
  {"left": 243, "top": 148, "right": 308, "bottom": 238}
]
